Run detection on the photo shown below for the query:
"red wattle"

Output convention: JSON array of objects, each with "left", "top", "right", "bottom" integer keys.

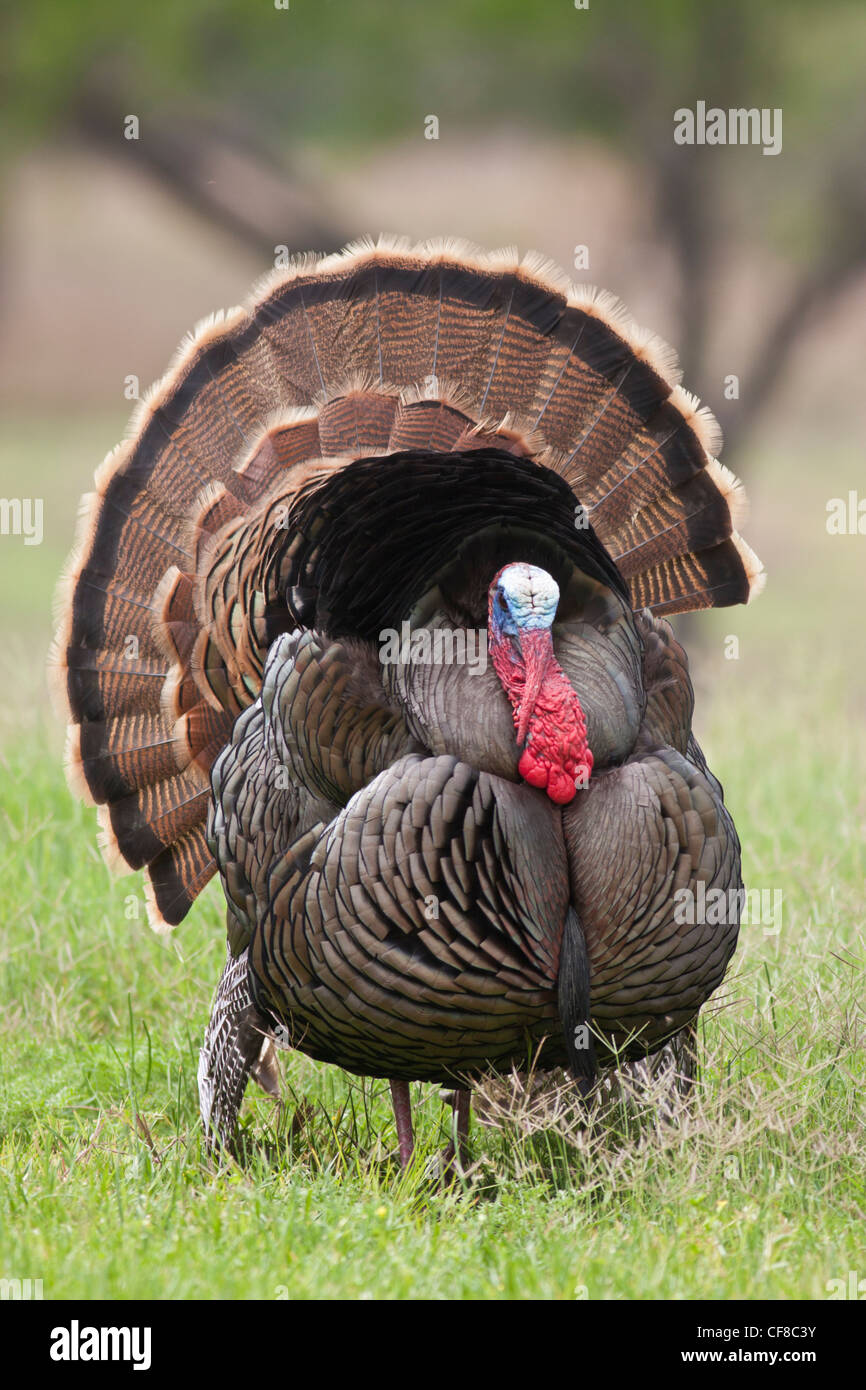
[{"left": 489, "top": 612, "right": 593, "bottom": 805}]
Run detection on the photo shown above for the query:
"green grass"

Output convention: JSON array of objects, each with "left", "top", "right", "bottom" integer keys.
[{"left": 0, "top": 414, "right": 863, "bottom": 1299}]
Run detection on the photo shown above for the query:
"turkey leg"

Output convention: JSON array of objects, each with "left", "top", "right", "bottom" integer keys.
[{"left": 390, "top": 1079, "right": 415, "bottom": 1168}]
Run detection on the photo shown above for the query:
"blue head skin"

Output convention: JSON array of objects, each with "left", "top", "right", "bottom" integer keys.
[
  {"left": 489, "top": 563, "right": 561, "bottom": 641},
  {"left": 488, "top": 563, "right": 563, "bottom": 745}
]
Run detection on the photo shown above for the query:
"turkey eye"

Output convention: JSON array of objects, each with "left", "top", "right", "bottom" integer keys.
[{"left": 498, "top": 594, "right": 508, "bottom": 612}]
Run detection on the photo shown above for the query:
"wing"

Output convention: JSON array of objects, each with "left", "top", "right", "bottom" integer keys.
[
  {"left": 208, "top": 628, "right": 421, "bottom": 953},
  {"left": 563, "top": 744, "right": 741, "bottom": 1059}
]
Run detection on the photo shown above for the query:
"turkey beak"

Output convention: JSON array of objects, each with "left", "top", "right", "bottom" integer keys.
[{"left": 516, "top": 627, "right": 554, "bottom": 745}]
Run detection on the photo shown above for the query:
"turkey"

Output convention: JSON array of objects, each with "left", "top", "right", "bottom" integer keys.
[{"left": 51, "top": 237, "right": 763, "bottom": 1168}]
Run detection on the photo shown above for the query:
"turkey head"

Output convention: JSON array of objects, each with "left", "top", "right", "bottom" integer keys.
[
  {"left": 267, "top": 446, "right": 644, "bottom": 790},
  {"left": 488, "top": 562, "right": 593, "bottom": 804}
]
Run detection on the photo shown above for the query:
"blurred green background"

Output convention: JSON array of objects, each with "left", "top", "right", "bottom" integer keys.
[
  {"left": 2, "top": 0, "right": 866, "bottom": 710},
  {"left": 0, "top": 0, "right": 864, "bottom": 1300}
]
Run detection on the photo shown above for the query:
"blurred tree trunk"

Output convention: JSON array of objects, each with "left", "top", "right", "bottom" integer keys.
[
  {"left": 72, "top": 70, "right": 866, "bottom": 471},
  {"left": 74, "top": 90, "right": 345, "bottom": 261}
]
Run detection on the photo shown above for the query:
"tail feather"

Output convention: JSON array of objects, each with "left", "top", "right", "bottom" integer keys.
[
  {"left": 147, "top": 824, "right": 217, "bottom": 933},
  {"left": 631, "top": 534, "right": 764, "bottom": 616},
  {"left": 53, "top": 237, "right": 764, "bottom": 930},
  {"left": 316, "top": 386, "right": 398, "bottom": 455}
]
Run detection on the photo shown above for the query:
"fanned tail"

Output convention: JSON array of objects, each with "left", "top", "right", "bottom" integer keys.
[{"left": 51, "top": 237, "right": 764, "bottom": 930}]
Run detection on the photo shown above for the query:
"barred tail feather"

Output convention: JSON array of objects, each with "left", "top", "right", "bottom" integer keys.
[{"left": 53, "top": 236, "right": 764, "bottom": 932}]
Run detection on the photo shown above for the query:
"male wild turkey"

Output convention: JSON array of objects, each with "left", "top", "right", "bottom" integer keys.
[{"left": 52, "top": 237, "right": 763, "bottom": 1167}]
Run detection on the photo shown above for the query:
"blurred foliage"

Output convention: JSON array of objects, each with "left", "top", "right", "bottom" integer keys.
[
  {"left": 4, "top": 0, "right": 865, "bottom": 263},
  {"left": 3, "top": 0, "right": 865, "bottom": 445},
  {"left": 5, "top": 0, "right": 865, "bottom": 149}
]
